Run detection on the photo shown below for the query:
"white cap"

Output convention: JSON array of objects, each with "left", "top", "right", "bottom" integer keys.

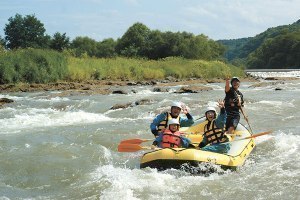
[
  {"left": 168, "top": 118, "right": 180, "bottom": 126},
  {"left": 171, "top": 101, "right": 182, "bottom": 109}
]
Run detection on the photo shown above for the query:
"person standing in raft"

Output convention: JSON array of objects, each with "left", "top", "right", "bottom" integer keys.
[
  {"left": 150, "top": 101, "right": 194, "bottom": 137},
  {"left": 197, "top": 100, "right": 230, "bottom": 153},
  {"left": 151, "top": 119, "right": 192, "bottom": 149},
  {"left": 224, "top": 77, "right": 248, "bottom": 135}
]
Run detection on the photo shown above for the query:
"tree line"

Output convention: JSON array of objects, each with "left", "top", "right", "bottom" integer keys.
[
  {"left": 0, "top": 14, "right": 225, "bottom": 60},
  {"left": 219, "top": 19, "right": 300, "bottom": 69},
  {"left": 1, "top": 13, "right": 298, "bottom": 70}
]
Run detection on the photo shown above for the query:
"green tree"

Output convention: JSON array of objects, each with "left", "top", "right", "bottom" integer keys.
[
  {"left": 247, "top": 31, "right": 300, "bottom": 69},
  {"left": 4, "top": 14, "right": 49, "bottom": 49},
  {"left": 50, "top": 32, "right": 70, "bottom": 51},
  {"left": 70, "top": 36, "right": 98, "bottom": 57},
  {"left": 143, "top": 30, "right": 165, "bottom": 59},
  {"left": 116, "top": 22, "right": 151, "bottom": 57},
  {"left": 96, "top": 38, "right": 117, "bottom": 58},
  {"left": 0, "top": 36, "right": 5, "bottom": 53}
]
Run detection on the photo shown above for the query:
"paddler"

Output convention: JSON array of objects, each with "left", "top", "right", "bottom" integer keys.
[
  {"left": 150, "top": 101, "right": 194, "bottom": 137},
  {"left": 224, "top": 77, "right": 247, "bottom": 135},
  {"left": 197, "top": 100, "right": 231, "bottom": 153},
  {"left": 151, "top": 118, "right": 192, "bottom": 149}
]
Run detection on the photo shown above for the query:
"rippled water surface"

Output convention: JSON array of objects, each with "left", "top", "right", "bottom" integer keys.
[{"left": 0, "top": 76, "right": 299, "bottom": 199}]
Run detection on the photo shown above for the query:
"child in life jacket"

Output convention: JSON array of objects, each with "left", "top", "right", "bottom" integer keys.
[
  {"left": 151, "top": 118, "right": 192, "bottom": 149},
  {"left": 197, "top": 100, "right": 231, "bottom": 153}
]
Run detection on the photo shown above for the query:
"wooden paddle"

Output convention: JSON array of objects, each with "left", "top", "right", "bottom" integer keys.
[
  {"left": 223, "top": 130, "right": 272, "bottom": 144},
  {"left": 119, "top": 132, "right": 200, "bottom": 145},
  {"left": 118, "top": 143, "right": 158, "bottom": 152},
  {"left": 119, "top": 131, "right": 272, "bottom": 152},
  {"left": 240, "top": 106, "right": 254, "bottom": 134}
]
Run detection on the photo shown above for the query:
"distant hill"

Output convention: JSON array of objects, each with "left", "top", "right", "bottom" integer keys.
[{"left": 219, "top": 19, "right": 300, "bottom": 69}]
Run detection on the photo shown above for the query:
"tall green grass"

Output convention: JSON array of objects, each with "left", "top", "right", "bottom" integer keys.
[
  {"left": 0, "top": 49, "right": 68, "bottom": 84},
  {"left": 0, "top": 49, "right": 245, "bottom": 84},
  {"left": 67, "top": 56, "right": 244, "bottom": 81}
]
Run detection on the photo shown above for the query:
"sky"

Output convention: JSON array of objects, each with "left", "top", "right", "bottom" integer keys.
[{"left": 0, "top": 0, "right": 299, "bottom": 41}]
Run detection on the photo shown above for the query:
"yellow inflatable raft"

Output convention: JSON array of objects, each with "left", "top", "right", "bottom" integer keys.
[{"left": 140, "top": 118, "right": 255, "bottom": 171}]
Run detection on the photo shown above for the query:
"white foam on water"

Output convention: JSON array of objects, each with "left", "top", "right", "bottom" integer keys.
[
  {"left": 256, "top": 100, "right": 284, "bottom": 107},
  {"left": 89, "top": 165, "right": 222, "bottom": 200},
  {"left": 35, "top": 96, "right": 71, "bottom": 102},
  {"left": 0, "top": 108, "right": 113, "bottom": 134},
  {"left": 273, "top": 131, "right": 300, "bottom": 155},
  {"left": 254, "top": 134, "right": 274, "bottom": 145},
  {"left": 248, "top": 71, "right": 300, "bottom": 78},
  {"left": 135, "top": 89, "right": 155, "bottom": 95},
  {"left": 207, "top": 84, "right": 223, "bottom": 90}
]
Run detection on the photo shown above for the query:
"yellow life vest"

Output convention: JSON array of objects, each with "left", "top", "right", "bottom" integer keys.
[
  {"left": 204, "top": 120, "right": 227, "bottom": 144},
  {"left": 157, "top": 112, "right": 180, "bottom": 132}
]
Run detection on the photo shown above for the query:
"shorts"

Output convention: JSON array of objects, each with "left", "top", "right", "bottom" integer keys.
[
  {"left": 201, "top": 143, "right": 231, "bottom": 154},
  {"left": 226, "top": 115, "right": 240, "bottom": 130}
]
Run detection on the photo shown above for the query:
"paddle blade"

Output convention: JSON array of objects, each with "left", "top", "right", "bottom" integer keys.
[
  {"left": 118, "top": 144, "right": 143, "bottom": 152},
  {"left": 120, "top": 138, "right": 152, "bottom": 145},
  {"left": 246, "top": 130, "right": 273, "bottom": 139}
]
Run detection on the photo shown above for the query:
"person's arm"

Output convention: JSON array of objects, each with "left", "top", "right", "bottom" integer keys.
[
  {"left": 198, "top": 135, "right": 207, "bottom": 148},
  {"left": 215, "top": 100, "right": 227, "bottom": 128},
  {"left": 225, "top": 78, "right": 230, "bottom": 93},
  {"left": 180, "top": 113, "right": 194, "bottom": 127},
  {"left": 240, "top": 93, "right": 244, "bottom": 107},
  {"left": 215, "top": 107, "right": 227, "bottom": 128},
  {"left": 152, "top": 133, "right": 163, "bottom": 148},
  {"left": 180, "top": 136, "right": 191, "bottom": 148},
  {"left": 150, "top": 113, "right": 166, "bottom": 136}
]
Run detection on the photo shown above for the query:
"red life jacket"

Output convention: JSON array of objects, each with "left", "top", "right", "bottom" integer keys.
[{"left": 161, "top": 129, "right": 182, "bottom": 148}]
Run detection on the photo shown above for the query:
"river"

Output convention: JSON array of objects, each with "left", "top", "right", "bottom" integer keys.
[{"left": 0, "top": 74, "right": 299, "bottom": 199}]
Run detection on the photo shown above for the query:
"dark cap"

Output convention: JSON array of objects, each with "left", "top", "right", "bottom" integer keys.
[{"left": 231, "top": 77, "right": 240, "bottom": 85}]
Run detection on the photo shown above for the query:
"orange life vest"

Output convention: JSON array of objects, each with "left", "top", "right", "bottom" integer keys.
[{"left": 161, "top": 129, "right": 182, "bottom": 148}]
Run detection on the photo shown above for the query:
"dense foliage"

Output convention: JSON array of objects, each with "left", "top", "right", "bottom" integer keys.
[
  {"left": 1, "top": 13, "right": 298, "bottom": 85},
  {"left": 4, "top": 14, "right": 50, "bottom": 49},
  {"left": 219, "top": 20, "right": 300, "bottom": 69},
  {"left": 247, "top": 31, "right": 300, "bottom": 69},
  {"left": 2, "top": 14, "right": 225, "bottom": 61},
  {"left": 67, "top": 57, "right": 244, "bottom": 81},
  {"left": 0, "top": 48, "right": 243, "bottom": 84},
  {"left": 0, "top": 49, "right": 68, "bottom": 84}
]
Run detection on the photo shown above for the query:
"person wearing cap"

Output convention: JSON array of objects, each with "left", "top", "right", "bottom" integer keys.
[
  {"left": 150, "top": 101, "right": 194, "bottom": 137},
  {"left": 197, "top": 100, "right": 230, "bottom": 153},
  {"left": 224, "top": 77, "right": 246, "bottom": 135},
  {"left": 151, "top": 118, "right": 192, "bottom": 149}
]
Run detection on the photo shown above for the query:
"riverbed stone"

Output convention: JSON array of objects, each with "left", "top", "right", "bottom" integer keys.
[{"left": 175, "top": 85, "right": 213, "bottom": 93}]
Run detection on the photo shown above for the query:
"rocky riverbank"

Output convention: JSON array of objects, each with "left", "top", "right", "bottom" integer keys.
[
  {"left": 0, "top": 77, "right": 258, "bottom": 94},
  {"left": 0, "top": 78, "right": 217, "bottom": 94},
  {"left": 1, "top": 76, "right": 297, "bottom": 108}
]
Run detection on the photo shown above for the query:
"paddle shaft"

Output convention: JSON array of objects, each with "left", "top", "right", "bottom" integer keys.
[
  {"left": 239, "top": 106, "right": 254, "bottom": 134},
  {"left": 223, "top": 130, "right": 272, "bottom": 144},
  {"left": 233, "top": 90, "right": 254, "bottom": 134}
]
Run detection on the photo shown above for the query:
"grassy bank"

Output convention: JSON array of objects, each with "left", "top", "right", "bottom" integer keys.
[
  {"left": 0, "top": 49, "right": 245, "bottom": 84},
  {"left": 0, "top": 49, "right": 68, "bottom": 84},
  {"left": 67, "top": 57, "right": 245, "bottom": 81}
]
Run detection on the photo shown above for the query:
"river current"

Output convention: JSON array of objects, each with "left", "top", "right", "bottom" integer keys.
[{"left": 0, "top": 73, "right": 299, "bottom": 199}]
